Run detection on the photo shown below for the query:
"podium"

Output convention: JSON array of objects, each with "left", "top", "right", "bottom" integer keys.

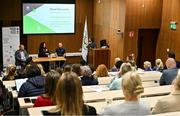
[{"left": 88, "top": 48, "right": 110, "bottom": 69}]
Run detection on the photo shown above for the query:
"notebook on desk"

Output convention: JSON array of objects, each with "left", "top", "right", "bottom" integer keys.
[{"left": 15, "top": 78, "right": 28, "bottom": 91}]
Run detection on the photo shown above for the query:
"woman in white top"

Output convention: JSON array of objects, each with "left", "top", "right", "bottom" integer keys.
[
  {"left": 152, "top": 69, "right": 180, "bottom": 114},
  {"left": 102, "top": 71, "right": 151, "bottom": 116}
]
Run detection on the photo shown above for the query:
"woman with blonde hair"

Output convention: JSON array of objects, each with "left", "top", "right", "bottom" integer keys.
[
  {"left": 152, "top": 69, "right": 180, "bottom": 114},
  {"left": 95, "top": 64, "right": 108, "bottom": 77},
  {"left": 37, "top": 64, "right": 46, "bottom": 76},
  {"left": 108, "top": 63, "right": 132, "bottom": 90},
  {"left": 44, "top": 72, "right": 97, "bottom": 115},
  {"left": 153, "top": 59, "right": 164, "bottom": 72},
  {"left": 3, "top": 64, "right": 17, "bottom": 81},
  {"left": 103, "top": 71, "right": 150, "bottom": 115}
]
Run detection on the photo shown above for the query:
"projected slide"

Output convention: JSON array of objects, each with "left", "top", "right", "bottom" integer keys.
[{"left": 23, "top": 4, "right": 75, "bottom": 34}]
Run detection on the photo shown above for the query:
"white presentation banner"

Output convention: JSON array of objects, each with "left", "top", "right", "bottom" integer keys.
[{"left": 2, "top": 26, "right": 20, "bottom": 68}]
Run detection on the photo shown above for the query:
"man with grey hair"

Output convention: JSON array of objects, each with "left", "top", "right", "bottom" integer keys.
[{"left": 160, "top": 58, "right": 178, "bottom": 86}]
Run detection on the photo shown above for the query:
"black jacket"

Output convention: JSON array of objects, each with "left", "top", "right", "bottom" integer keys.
[
  {"left": 38, "top": 48, "right": 50, "bottom": 57},
  {"left": 18, "top": 76, "right": 45, "bottom": 97},
  {"left": 81, "top": 76, "right": 98, "bottom": 86}
]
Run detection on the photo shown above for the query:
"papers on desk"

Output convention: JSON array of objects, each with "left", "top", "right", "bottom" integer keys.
[
  {"left": 88, "top": 86, "right": 108, "bottom": 92},
  {"left": 15, "top": 78, "right": 28, "bottom": 91}
]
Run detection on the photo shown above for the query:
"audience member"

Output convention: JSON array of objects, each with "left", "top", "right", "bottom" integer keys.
[
  {"left": 126, "top": 54, "right": 137, "bottom": 70},
  {"left": 152, "top": 69, "right": 180, "bottom": 114},
  {"left": 80, "top": 66, "right": 98, "bottom": 86},
  {"left": 43, "top": 72, "right": 97, "bottom": 115},
  {"left": 33, "top": 70, "right": 60, "bottom": 107},
  {"left": 167, "top": 50, "right": 180, "bottom": 69},
  {"left": 95, "top": 64, "right": 108, "bottom": 77},
  {"left": 160, "top": 58, "right": 178, "bottom": 86},
  {"left": 143, "top": 61, "right": 153, "bottom": 71},
  {"left": 37, "top": 64, "right": 46, "bottom": 77},
  {"left": 0, "top": 80, "right": 13, "bottom": 114},
  {"left": 102, "top": 72, "right": 150, "bottom": 115},
  {"left": 111, "top": 58, "right": 123, "bottom": 72},
  {"left": 2, "top": 64, "right": 17, "bottom": 81},
  {"left": 71, "top": 64, "right": 82, "bottom": 76},
  {"left": 108, "top": 63, "right": 132, "bottom": 90},
  {"left": 18, "top": 64, "right": 45, "bottom": 97},
  {"left": 56, "top": 67, "right": 63, "bottom": 75},
  {"left": 153, "top": 59, "right": 164, "bottom": 72},
  {"left": 63, "top": 64, "right": 71, "bottom": 72},
  {"left": 88, "top": 64, "right": 96, "bottom": 74}
]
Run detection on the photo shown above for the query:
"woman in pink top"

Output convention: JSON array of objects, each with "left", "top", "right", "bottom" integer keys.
[{"left": 33, "top": 70, "right": 60, "bottom": 107}]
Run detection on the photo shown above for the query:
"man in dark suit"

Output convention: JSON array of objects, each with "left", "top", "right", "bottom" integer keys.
[
  {"left": 160, "top": 58, "right": 178, "bottom": 86},
  {"left": 15, "top": 44, "right": 30, "bottom": 68},
  {"left": 55, "top": 42, "right": 66, "bottom": 67}
]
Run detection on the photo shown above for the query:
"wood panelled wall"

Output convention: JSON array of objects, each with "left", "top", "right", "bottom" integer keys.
[
  {"left": 93, "top": 0, "right": 126, "bottom": 67},
  {"left": 0, "top": 0, "right": 93, "bottom": 54},
  {"left": 124, "top": 0, "right": 163, "bottom": 60},
  {"left": 156, "top": 0, "right": 180, "bottom": 62}
]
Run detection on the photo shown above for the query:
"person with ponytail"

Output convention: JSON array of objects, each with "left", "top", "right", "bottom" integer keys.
[
  {"left": 102, "top": 71, "right": 150, "bottom": 115},
  {"left": 152, "top": 69, "right": 180, "bottom": 114}
]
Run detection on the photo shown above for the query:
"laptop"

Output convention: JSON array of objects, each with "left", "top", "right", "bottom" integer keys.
[{"left": 15, "top": 78, "right": 28, "bottom": 91}]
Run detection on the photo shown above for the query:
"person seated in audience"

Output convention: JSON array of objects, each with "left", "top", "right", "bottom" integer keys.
[
  {"left": 2, "top": 64, "right": 17, "bottom": 81},
  {"left": 108, "top": 63, "right": 132, "bottom": 90},
  {"left": 160, "top": 58, "right": 178, "bottom": 86},
  {"left": 143, "top": 61, "right": 153, "bottom": 71},
  {"left": 80, "top": 66, "right": 98, "bottom": 86},
  {"left": 18, "top": 64, "right": 45, "bottom": 97},
  {"left": 63, "top": 64, "right": 71, "bottom": 72},
  {"left": 152, "top": 69, "right": 180, "bottom": 114},
  {"left": 56, "top": 67, "right": 63, "bottom": 75},
  {"left": 43, "top": 72, "right": 97, "bottom": 115},
  {"left": 95, "top": 64, "right": 108, "bottom": 78},
  {"left": 37, "top": 64, "right": 46, "bottom": 77},
  {"left": 33, "top": 70, "right": 60, "bottom": 107},
  {"left": 153, "top": 59, "right": 164, "bottom": 72},
  {"left": 166, "top": 50, "right": 180, "bottom": 69},
  {"left": 111, "top": 58, "right": 123, "bottom": 72},
  {"left": 71, "top": 64, "right": 82, "bottom": 76},
  {"left": 127, "top": 54, "right": 137, "bottom": 71},
  {"left": 102, "top": 71, "right": 151, "bottom": 115},
  {"left": 88, "top": 64, "right": 96, "bottom": 74}
]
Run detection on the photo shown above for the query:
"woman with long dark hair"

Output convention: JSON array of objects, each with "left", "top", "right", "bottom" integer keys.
[{"left": 38, "top": 42, "right": 50, "bottom": 72}]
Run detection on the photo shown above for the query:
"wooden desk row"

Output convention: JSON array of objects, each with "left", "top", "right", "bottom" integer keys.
[
  {"left": 98, "top": 71, "right": 162, "bottom": 85},
  {"left": 27, "top": 95, "right": 169, "bottom": 115},
  {"left": 18, "top": 85, "right": 172, "bottom": 109}
]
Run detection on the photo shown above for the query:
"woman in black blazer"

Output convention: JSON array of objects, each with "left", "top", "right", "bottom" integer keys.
[{"left": 38, "top": 42, "right": 50, "bottom": 72}]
